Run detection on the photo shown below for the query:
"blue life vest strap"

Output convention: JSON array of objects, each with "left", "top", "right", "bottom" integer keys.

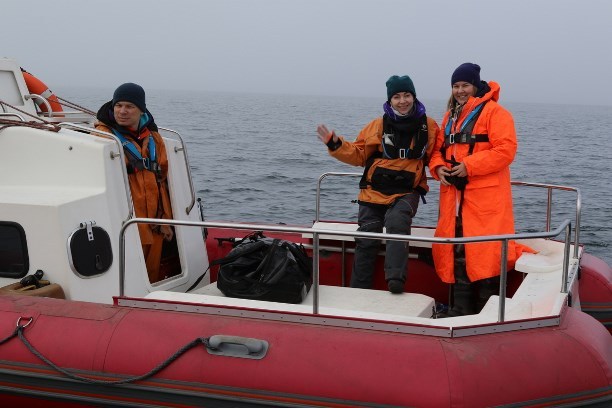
[
  {"left": 441, "top": 102, "right": 489, "bottom": 161},
  {"left": 111, "top": 128, "right": 159, "bottom": 174}
]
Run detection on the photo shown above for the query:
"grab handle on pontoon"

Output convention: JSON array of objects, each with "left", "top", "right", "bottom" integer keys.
[{"left": 206, "top": 335, "right": 269, "bottom": 359}]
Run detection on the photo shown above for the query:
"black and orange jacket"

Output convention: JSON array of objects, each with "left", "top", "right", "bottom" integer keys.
[{"left": 329, "top": 115, "right": 439, "bottom": 206}]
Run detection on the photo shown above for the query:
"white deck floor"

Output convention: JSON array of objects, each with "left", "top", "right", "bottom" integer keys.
[{"left": 147, "top": 284, "right": 436, "bottom": 320}]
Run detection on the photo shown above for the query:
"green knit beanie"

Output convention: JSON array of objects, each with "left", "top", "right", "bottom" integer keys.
[{"left": 386, "top": 75, "right": 416, "bottom": 100}]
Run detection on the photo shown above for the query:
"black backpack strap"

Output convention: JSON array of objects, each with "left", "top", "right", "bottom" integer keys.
[
  {"left": 186, "top": 265, "right": 211, "bottom": 292},
  {"left": 284, "top": 242, "right": 313, "bottom": 281},
  {"left": 247, "top": 239, "right": 278, "bottom": 278},
  {"left": 212, "top": 240, "right": 268, "bottom": 267}
]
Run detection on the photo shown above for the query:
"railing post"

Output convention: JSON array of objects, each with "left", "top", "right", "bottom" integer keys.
[
  {"left": 546, "top": 187, "right": 552, "bottom": 232},
  {"left": 315, "top": 174, "right": 329, "bottom": 223},
  {"left": 341, "top": 241, "right": 346, "bottom": 287},
  {"left": 119, "top": 221, "right": 129, "bottom": 297},
  {"left": 312, "top": 232, "right": 320, "bottom": 314},
  {"left": 561, "top": 221, "right": 572, "bottom": 293},
  {"left": 574, "top": 189, "right": 581, "bottom": 259},
  {"left": 498, "top": 239, "right": 508, "bottom": 323},
  {"left": 159, "top": 127, "right": 196, "bottom": 215}
]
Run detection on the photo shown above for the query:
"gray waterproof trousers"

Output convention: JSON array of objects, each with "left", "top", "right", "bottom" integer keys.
[{"left": 350, "top": 192, "right": 420, "bottom": 289}]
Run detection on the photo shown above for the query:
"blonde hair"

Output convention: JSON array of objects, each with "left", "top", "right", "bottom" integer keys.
[{"left": 446, "top": 94, "right": 456, "bottom": 111}]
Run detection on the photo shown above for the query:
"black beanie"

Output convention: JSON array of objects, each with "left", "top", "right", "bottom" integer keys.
[
  {"left": 112, "top": 83, "right": 146, "bottom": 112},
  {"left": 386, "top": 75, "right": 416, "bottom": 100},
  {"left": 451, "top": 63, "right": 481, "bottom": 86}
]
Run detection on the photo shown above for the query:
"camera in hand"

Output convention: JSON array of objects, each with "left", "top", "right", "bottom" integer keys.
[
  {"left": 446, "top": 173, "right": 468, "bottom": 190},
  {"left": 446, "top": 156, "right": 468, "bottom": 190}
]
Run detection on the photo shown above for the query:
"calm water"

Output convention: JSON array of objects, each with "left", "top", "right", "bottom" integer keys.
[{"left": 61, "top": 87, "right": 612, "bottom": 266}]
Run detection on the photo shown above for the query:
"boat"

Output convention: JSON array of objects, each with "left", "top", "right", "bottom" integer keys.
[{"left": 0, "top": 57, "right": 610, "bottom": 407}]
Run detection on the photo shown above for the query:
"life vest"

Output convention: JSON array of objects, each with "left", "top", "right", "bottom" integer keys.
[
  {"left": 438, "top": 102, "right": 489, "bottom": 211},
  {"left": 359, "top": 114, "right": 429, "bottom": 198},
  {"left": 440, "top": 102, "right": 489, "bottom": 162},
  {"left": 381, "top": 114, "right": 429, "bottom": 160},
  {"left": 110, "top": 128, "right": 162, "bottom": 176}
]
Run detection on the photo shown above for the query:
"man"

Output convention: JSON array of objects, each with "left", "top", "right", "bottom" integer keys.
[{"left": 95, "top": 83, "right": 176, "bottom": 282}]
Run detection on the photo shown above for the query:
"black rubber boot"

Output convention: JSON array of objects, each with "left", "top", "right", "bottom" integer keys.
[
  {"left": 476, "top": 276, "right": 501, "bottom": 313},
  {"left": 447, "top": 279, "right": 475, "bottom": 316},
  {"left": 387, "top": 279, "right": 404, "bottom": 294},
  {"left": 446, "top": 219, "right": 476, "bottom": 316}
]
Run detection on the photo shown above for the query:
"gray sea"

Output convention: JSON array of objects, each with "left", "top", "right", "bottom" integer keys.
[{"left": 61, "top": 87, "right": 612, "bottom": 266}]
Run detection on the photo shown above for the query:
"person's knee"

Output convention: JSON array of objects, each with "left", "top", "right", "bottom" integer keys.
[
  {"left": 385, "top": 209, "right": 413, "bottom": 234},
  {"left": 357, "top": 219, "right": 383, "bottom": 233},
  {"left": 385, "top": 195, "right": 418, "bottom": 233},
  {"left": 356, "top": 219, "right": 383, "bottom": 246},
  {"left": 355, "top": 237, "right": 381, "bottom": 251},
  {"left": 385, "top": 214, "right": 411, "bottom": 233}
]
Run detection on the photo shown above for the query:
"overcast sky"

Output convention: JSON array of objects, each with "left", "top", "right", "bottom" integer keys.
[{"left": 2, "top": 0, "right": 611, "bottom": 106}]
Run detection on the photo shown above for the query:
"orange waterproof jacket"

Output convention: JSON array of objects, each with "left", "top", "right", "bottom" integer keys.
[
  {"left": 330, "top": 116, "right": 439, "bottom": 206},
  {"left": 95, "top": 122, "right": 173, "bottom": 280},
  {"left": 429, "top": 81, "right": 531, "bottom": 283}
]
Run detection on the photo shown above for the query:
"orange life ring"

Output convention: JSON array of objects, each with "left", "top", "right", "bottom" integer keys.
[{"left": 22, "top": 70, "right": 63, "bottom": 113}]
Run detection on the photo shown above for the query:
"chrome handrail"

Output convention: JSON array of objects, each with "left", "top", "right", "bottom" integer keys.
[
  {"left": 58, "top": 122, "right": 134, "bottom": 221},
  {"left": 510, "top": 181, "right": 581, "bottom": 259},
  {"left": 0, "top": 113, "right": 26, "bottom": 121},
  {"left": 24, "top": 93, "right": 53, "bottom": 117},
  {"left": 119, "top": 217, "right": 573, "bottom": 322},
  {"left": 315, "top": 172, "right": 359, "bottom": 223},
  {"left": 315, "top": 173, "right": 582, "bottom": 259},
  {"left": 159, "top": 127, "right": 196, "bottom": 215}
]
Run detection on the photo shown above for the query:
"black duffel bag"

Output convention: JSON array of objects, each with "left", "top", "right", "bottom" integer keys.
[{"left": 216, "top": 234, "right": 313, "bottom": 304}]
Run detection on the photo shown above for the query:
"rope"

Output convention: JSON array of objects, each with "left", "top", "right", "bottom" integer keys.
[
  {"left": 0, "top": 327, "right": 19, "bottom": 345},
  {"left": 5, "top": 318, "right": 213, "bottom": 385},
  {"left": 55, "top": 96, "right": 96, "bottom": 116},
  {"left": 0, "top": 118, "right": 60, "bottom": 133},
  {"left": 0, "top": 100, "right": 49, "bottom": 123},
  {"left": 0, "top": 95, "right": 96, "bottom": 127}
]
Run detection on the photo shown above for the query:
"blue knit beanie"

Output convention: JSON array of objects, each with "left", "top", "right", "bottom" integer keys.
[
  {"left": 386, "top": 75, "right": 416, "bottom": 100},
  {"left": 112, "top": 83, "right": 146, "bottom": 112},
  {"left": 451, "top": 63, "right": 481, "bottom": 86}
]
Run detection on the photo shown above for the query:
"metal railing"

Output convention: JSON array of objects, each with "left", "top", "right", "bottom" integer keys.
[
  {"left": 0, "top": 113, "right": 26, "bottom": 121},
  {"left": 158, "top": 127, "right": 196, "bottom": 215},
  {"left": 315, "top": 173, "right": 582, "bottom": 259},
  {"left": 119, "top": 217, "right": 573, "bottom": 323},
  {"left": 24, "top": 93, "right": 53, "bottom": 117}
]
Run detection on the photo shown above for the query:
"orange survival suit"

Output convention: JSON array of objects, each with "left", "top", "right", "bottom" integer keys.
[
  {"left": 95, "top": 102, "right": 174, "bottom": 282},
  {"left": 429, "top": 81, "right": 531, "bottom": 283}
]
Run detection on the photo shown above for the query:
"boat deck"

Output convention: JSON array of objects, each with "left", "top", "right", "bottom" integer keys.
[
  {"left": 147, "top": 284, "right": 436, "bottom": 320},
  {"left": 142, "top": 236, "right": 580, "bottom": 332}
]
